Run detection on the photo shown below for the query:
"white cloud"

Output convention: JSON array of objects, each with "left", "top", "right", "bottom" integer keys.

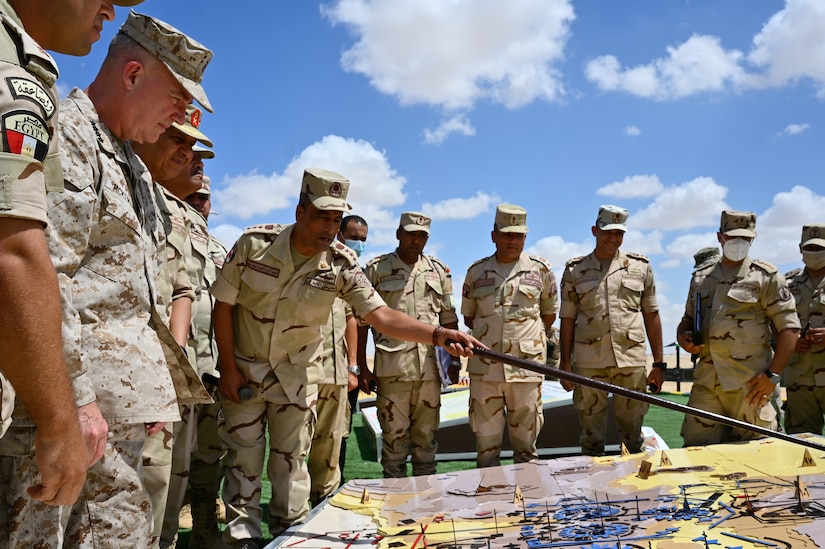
[
  {"left": 322, "top": 0, "right": 575, "bottom": 111},
  {"left": 778, "top": 123, "right": 810, "bottom": 136},
  {"left": 210, "top": 223, "right": 244, "bottom": 250},
  {"left": 752, "top": 185, "right": 825, "bottom": 265},
  {"left": 586, "top": 34, "right": 747, "bottom": 100},
  {"left": 664, "top": 232, "right": 720, "bottom": 267},
  {"left": 421, "top": 191, "right": 501, "bottom": 221},
  {"left": 624, "top": 125, "right": 641, "bottom": 136},
  {"left": 622, "top": 230, "right": 664, "bottom": 256},
  {"left": 597, "top": 174, "right": 663, "bottom": 199},
  {"left": 630, "top": 176, "right": 729, "bottom": 231},
  {"left": 423, "top": 114, "right": 476, "bottom": 145},
  {"left": 748, "top": 0, "right": 825, "bottom": 95},
  {"left": 211, "top": 135, "right": 406, "bottom": 220}
]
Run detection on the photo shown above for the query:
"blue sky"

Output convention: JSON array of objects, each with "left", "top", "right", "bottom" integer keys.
[{"left": 54, "top": 0, "right": 825, "bottom": 351}]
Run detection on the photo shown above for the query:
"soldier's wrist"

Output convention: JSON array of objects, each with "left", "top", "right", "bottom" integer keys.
[
  {"left": 652, "top": 361, "right": 667, "bottom": 371},
  {"left": 432, "top": 325, "right": 443, "bottom": 346}
]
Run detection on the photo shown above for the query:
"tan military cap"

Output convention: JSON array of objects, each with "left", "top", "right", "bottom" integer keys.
[
  {"left": 198, "top": 175, "right": 211, "bottom": 196},
  {"left": 720, "top": 210, "right": 757, "bottom": 237},
  {"left": 595, "top": 204, "right": 628, "bottom": 232},
  {"left": 801, "top": 224, "right": 825, "bottom": 248},
  {"left": 172, "top": 105, "right": 213, "bottom": 147},
  {"left": 399, "top": 211, "right": 431, "bottom": 234},
  {"left": 495, "top": 204, "right": 528, "bottom": 234},
  {"left": 301, "top": 168, "right": 351, "bottom": 212},
  {"left": 693, "top": 246, "right": 720, "bottom": 268},
  {"left": 192, "top": 144, "right": 214, "bottom": 159},
  {"left": 119, "top": 11, "right": 214, "bottom": 112}
]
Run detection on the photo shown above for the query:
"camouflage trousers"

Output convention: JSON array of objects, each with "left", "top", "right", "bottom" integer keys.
[
  {"left": 0, "top": 422, "right": 152, "bottom": 547},
  {"left": 189, "top": 401, "right": 227, "bottom": 498},
  {"left": 785, "top": 384, "right": 825, "bottom": 435},
  {"left": 682, "top": 380, "right": 777, "bottom": 446},
  {"left": 308, "top": 383, "right": 348, "bottom": 504},
  {"left": 468, "top": 379, "right": 543, "bottom": 468},
  {"left": 376, "top": 378, "right": 441, "bottom": 478},
  {"left": 573, "top": 365, "right": 647, "bottom": 456},
  {"left": 219, "top": 383, "right": 316, "bottom": 541},
  {"left": 161, "top": 405, "right": 197, "bottom": 547}
]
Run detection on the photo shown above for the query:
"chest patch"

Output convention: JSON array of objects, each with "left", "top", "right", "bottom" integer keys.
[
  {"left": 247, "top": 259, "right": 279, "bottom": 278},
  {"left": 473, "top": 278, "right": 496, "bottom": 289}
]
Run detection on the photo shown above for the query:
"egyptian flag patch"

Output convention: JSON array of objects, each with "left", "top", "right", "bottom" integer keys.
[{"left": 3, "top": 110, "right": 49, "bottom": 161}]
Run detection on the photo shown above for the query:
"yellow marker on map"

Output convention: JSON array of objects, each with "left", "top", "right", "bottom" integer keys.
[
  {"left": 660, "top": 451, "right": 672, "bottom": 467},
  {"left": 621, "top": 443, "right": 630, "bottom": 457},
  {"left": 802, "top": 449, "right": 816, "bottom": 467},
  {"left": 637, "top": 460, "right": 652, "bottom": 479},
  {"left": 361, "top": 487, "right": 370, "bottom": 504},
  {"left": 513, "top": 484, "right": 524, "bottom": 504},
  {"left": 796, "top": 476, "right": 811, "bottom": 500}
]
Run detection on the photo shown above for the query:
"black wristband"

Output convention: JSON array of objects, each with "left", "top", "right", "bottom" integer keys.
[{"left": 652, "top": 361, "right": 667, "bottom": 370}]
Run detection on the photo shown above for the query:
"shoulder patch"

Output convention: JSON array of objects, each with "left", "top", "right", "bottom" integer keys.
[
  {"left": 626, "top": 252, "right": 650, "bottom": 263},
  {"left": 331, "top": 239, "right": 358, "bottom": 266},
  {"left": 6, "top": 77, "right": 55, "bottom": 119},
  {"left": 528, "top": 254, "right": 552, "bottom": 270},
  {"left": 244, "top": 223, "right": 286, "bottom": 235},
  {"left": 784, "top": 267, "right": 803, "bottom": 280},
  {"left": 752, "top": 258, "right": 778, "bottom": 274},
  {"left": 2, "top": 110, "right": 49, "bottom": 161},
  {"left": 565, "top": 256, "right": 585, "bottom": 267}
]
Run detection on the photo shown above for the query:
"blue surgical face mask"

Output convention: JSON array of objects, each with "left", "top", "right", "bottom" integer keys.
[{"left": 345, "top": 239, "right": 366, "bottom": 257}]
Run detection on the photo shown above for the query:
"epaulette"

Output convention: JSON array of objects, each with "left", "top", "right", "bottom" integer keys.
[
  {"left": 626, "top": 252, "right": 650, "bottom": 263},
  {"left": 365, "top": 253, "right": 392, "bottom": 269},
  {"left": 468, "top": 255, "right": 493, "bottom": 269},
  {"left": 784, "top": 267, "right": 803, "bottom": 280},
  {"left": 565, "top": 256, "right": 585, "bottom": 268},
  {"left": 331, "top": 239, "right": 358, "bottom": 266},
  {"left": 752, "top": 258, "right": 778, "bottom": 274},
  {"left": 528, "top": 254, "right": 552, "bottom": 270},
  {"left": 429, "top": 255, "right": 452, "bottom": 274},
  {"left": 244, "top": 223, "right": 285, "bottom": 235}
]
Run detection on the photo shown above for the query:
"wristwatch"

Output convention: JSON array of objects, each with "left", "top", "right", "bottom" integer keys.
[
  {"left": 347, "top": 365, "right": 361, "bottom": 375},
  {"left": 767, "top": 370, "right": 782, "bottom": 385},
  {"left": 652, "top": 362, "right": 667, "bottom": 371}
]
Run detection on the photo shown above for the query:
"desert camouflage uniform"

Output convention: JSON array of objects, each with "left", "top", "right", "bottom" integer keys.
[
  {"left": 783, "top": 267, "right": 825, "bottom": 434},
  {"left": 143, "top": 185, "right": 195, "bottom": 547},
  {"left": 0, "top": 1, "right": 65, "bottom": 440},
  {"left": 462, "top": 253, "right": 557, "bottom": 467},
  {"left": 308, "top": 298, "right": 351, "bottom": 504},
  {"left": 0, "top": 88, "right": 208, "bottom": 548},
  {"left": 211, "top": 223, "right": 385, "bottom": 540},
  {"left": 365, "top": 252, "right": 458, "bottom": 477},
  {"left": 560, "top": 251, "right": 657, "bottom": 456},
  {"left": 680, "top": 257, "right": 800, "bottom": 445},
  {"left": 187, "top": 230, "right": 228, "bottom": 546}
]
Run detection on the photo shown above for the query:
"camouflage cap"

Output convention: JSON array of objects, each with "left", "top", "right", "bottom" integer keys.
[
  {"left": 172, "top": 105, "right": 213, "bottom": 147},
  {"left": 301, "top": 168, "right": 351, "bottom": 212},
  {"left": 720, "top": 210, "right": 757, "bottom": 237},
  {"left": 399, "top": 211, "right": 431, "bottom": 234},
  {"left": 495, "top": 204, "right": 528, "bottom": 234},
  {"left": 595, "top": 204, "right": 628, "bottom": 232},
  {"left": 801, "top": 224, "right": 825, "bottom": 248},
  {"left": 119, "top": 11, "right": 214, "bottom": 112},
  {"left": 693, "top": 246, "right": 720, "bottom": 268},
  {"left": 192, "top": 144, "right": 214, "bottom": 159}
]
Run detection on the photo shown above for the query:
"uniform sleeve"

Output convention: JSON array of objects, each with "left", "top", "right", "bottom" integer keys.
[
  {"left": 558, "top": 266, "right": 578, "bottom": 319},
  {"left": 438, "top": 263, "right": 459, "bottom": 326},
  {"left": 764, "top": 271, "right": 801, "bottom": 332},
  {"left": 540, "top": 268, "right": 559, "bottom": 316},
  {"left": 0, "top": 62, "right": 60, "bottom": 225},
  {"left": 47, "top": 111, "right": 100, "bottom": 407},
  {"left": 210, "top": 235, "right": 247, "bottom": 305},
  {"left": 677, "top": 274, "right": 700, "bottom": 334},
  {"left": 339, "top": 264, "right": 386, "bottom": 321},
  {"left": 640, "top": 263, "right": 659, "bottom": 313},
  {"left": 460, "top": 267, "right": 477, "bottom": 318}
]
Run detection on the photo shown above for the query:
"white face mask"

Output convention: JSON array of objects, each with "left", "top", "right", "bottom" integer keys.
[
  {"left": 802, "top": 249, "right": 825, "bottom": 270},
  {"left": 722, "top": 238, "right": 751, "bottom": 262}
]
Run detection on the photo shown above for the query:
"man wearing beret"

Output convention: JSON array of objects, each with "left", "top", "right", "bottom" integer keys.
[
  {"left": 213, "top": 169, "right": 480, "bottom": 548},
  {"left": 0, "top": 0, "right": 142, "bottom": 515},
  {"left": 462, "top": 204, "right": 557, "bottom": 468},
  {"left": 677, "top": 210, "right": 800, "bottom": 446},
  {"left": 358, "top": 212, "right": 459, "bottom": 478},
  {"left": 782, "top": 224, "right": 825, "bottom": 435},
  {"left": 1, "top": 11, "right": 214, "bottom": 547},
  {"left": 559, "top": 205, "right": 663, "bottom": 456}
]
